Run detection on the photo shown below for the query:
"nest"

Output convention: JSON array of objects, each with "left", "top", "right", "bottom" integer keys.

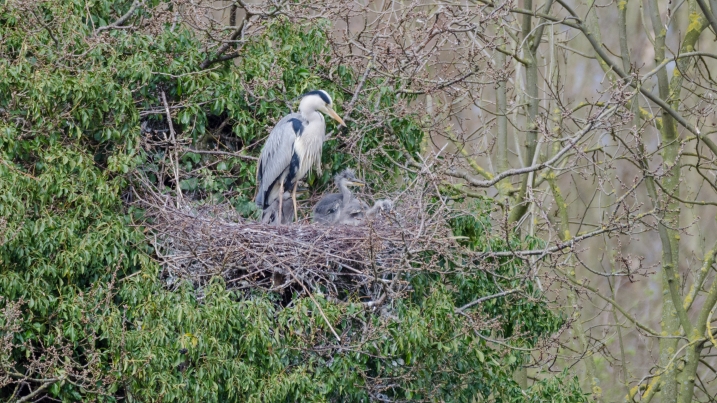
[{"left": 138, "top": 188, "right": 450, "bottom": 307}]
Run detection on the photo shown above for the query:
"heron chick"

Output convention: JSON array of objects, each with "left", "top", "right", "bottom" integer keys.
[
  {"left": 255, "top": 90, "right": 345, "bottom": 224},
  {"left": 313, "top": 169, "right": 392, "bottom": 226},
  {"left": 313, "top": 169, "right": 365, "bottom": 225}
]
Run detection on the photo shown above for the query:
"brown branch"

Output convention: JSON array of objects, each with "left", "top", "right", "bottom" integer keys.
[
  {"left": 553, "top": 0, "right": 702, "bottom": 137},
  {"left": 12, "top": 376, "right": 63, "bottom": 403},
  {"left": 478, "top": 210, "right": 653, "bottom": 257}
]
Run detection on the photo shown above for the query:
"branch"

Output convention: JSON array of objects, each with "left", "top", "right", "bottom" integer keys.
[
  {"left": 30, "top": 9, "right": 59, "bottom": 48},
  {"left": 285, "top": 265, "right": 341, "bottom": 342},
  {"left": 396, "top": 69, "right": 479, "bottom": 95},
  {"left": 479, "top": 209, "right": 654, "bottom": 257},
  {"left": 560, "top": 266, "right": 660, "bottom": 337},
  {"left": 652, "top": 178, "right": 717, "bottom": 206},
  {"left": 449, "top": 104, "right": 618, "bottom": 188},
  {"left": 529, "top": 0, "right": 555, "bottom": 53},
  {"left": 643, "top": 51, "right": 717, "bottom": 80},
  {"left": 696, "top": 264, "right": 717, "bottom": 342},
  {"left": 182, "top": 148, "right": 258, "bottom": 161},
  {"left": 553, "top": 0, "right": 702, "bottom": 137},
  {"left": 13, "top": 376, "right": 62, "bottom": 403},
  {"left": 491, "top": 44, "right": 531, "bottom": 66},
  {"left": 695, "top": 0, "right": 717, "bottom": 39},
  {"left": 455, "top": 288, "right": 521, "bottom": 313},
  {"left": 626, "top": 339, "right": 706, "bottom": 403},
  {"left": 474, "top": 0, "right": 704, "bottom": 137},
  {"left": 200, "top": 19, "right": 247, "bottom": 69},
  {"left": 446, "top": 133, "right": 495, "bottom": 180},
  {"left": 345, "top": 57, "right": 374, "bottom": 114},
  {"left": 684, "top": 240, "right": 717, "bottom": 311},
  {"left": 95, "top": 0, "right": 143, "bottom": 34},
  {"left": 161, "top": 91, "right": 183, "bottom": 206}
]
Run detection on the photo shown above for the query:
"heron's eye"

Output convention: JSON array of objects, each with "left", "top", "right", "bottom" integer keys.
[{"left": 328, "top": 209, "right": 335, "bottom": 214}]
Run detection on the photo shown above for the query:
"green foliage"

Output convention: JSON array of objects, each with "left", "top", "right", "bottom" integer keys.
[
  {"left": 448, "top": 201, "right": 563, "bottom": 346},
  {"left": 515, "top": 372, "right": 588, "bottom": 403},
  {"left": 0, "top": 1, "right": 582, "bottom": 402},
  {"left": 114, "top": 280, "right": 501, "bottom": 401}
]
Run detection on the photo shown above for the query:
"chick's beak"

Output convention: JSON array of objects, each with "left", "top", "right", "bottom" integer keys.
[
  {"left": 325, "top": 106, "right": 346, "bottom": 127},
  {"left": 347, "top": 180, "right": 365, "bottom": 187}
]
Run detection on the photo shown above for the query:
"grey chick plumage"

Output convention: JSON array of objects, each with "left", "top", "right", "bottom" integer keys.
[{"left": 313, "top": 169, "right": 392, "bottom": 226}]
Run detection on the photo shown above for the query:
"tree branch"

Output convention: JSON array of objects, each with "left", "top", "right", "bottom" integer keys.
[
  {"left": 695, "top": 0, "right": 717, "bottom": 39},
  {"left": 448, "top": 104, "right": 618, "bottom": 188},
  {"left": 199, "top": 18, "right": 247, "bottom": 69},
  {"left": 455, "top": 288, "right": 521, "bottom": 312},
  {"left": 95, "top": 0, "right": 143, "bottom": 34},
  {"left": 553, "top": 0, "right": 702, "bottom": 137}
]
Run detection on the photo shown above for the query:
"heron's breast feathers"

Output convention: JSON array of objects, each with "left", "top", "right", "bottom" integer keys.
[{"left": 293, "top": 120, "right": 325, "bottom": 179}]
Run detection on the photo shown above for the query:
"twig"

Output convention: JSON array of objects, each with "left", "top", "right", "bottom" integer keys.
[
  {"left": 182, "top": 148, "right": 258, "bottom": 161},
  {"left": 455, "top": 288, "right": 521, "bottom": 313},
  {"left": 161, "top": 91, "right": 183, "bottom": 206},
  {"left": 285, "top": 265, "right": 341, "bottom": 342}
]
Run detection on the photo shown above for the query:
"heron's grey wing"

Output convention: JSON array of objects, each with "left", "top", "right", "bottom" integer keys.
[
  {"left": 255, "top": 113, "right": 303, "bottom": 208},
  {"left": 345, "top": 198, "right": 366, "bottom": 215},
  {"left": 313, "top": 193, "right": 342, "bottom": 225}
]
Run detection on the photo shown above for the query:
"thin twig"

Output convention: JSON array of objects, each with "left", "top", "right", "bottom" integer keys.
[{"left": 161, "top": 91, "right": 183, "bottom": 206}]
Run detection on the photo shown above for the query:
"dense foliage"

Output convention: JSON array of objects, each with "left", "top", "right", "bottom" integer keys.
[{"left": 0, "top": 1, "right": 585, "bottom": 401}]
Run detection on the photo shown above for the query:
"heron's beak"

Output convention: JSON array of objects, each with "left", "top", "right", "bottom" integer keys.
[
  {"left": 347, "top": 180, "right": 365, "bottom": 187},
  {"left": 325, "top": 106, "right": 346, "bottom": 127}
]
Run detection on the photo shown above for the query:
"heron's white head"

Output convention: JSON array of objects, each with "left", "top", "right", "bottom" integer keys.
[{"left": 299, "top": 90, "right": 346, "bottom": 126}]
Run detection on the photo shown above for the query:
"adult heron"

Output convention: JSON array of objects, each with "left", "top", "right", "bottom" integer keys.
[
  {"left": 255, "top": 90, "right": 345, "bottom": 224},
  {"left": 313, "top": 169, "right": 392, "bottom": 226}
]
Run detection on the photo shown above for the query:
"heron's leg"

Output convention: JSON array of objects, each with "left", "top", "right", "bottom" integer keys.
[
  {"left": 291, "top": 181, "right": 299, "bottom": 222},
  {"left": 277, "top": 181, "right": 284, "bottom": 225}
]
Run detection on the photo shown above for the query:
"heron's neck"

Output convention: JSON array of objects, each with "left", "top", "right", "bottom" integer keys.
[
  {"left": 300, "top": 108, "right": 322, "bottom": 123},
  {"left": 338, "top": 180, "right": 352, "bottom": 207}
]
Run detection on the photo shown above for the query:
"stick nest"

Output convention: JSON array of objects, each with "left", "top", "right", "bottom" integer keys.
[{"left": 139, "top": 189, "right": 450, "bottom": 306}]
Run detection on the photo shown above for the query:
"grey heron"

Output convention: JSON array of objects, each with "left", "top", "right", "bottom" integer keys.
[
  {"left": 262, "top": 185, "right": 311, "bottom": 225},
  {"left": 255, "top": 90, "right": 345, "bottom": 224},
  {"left": 313, "top": 169, "right": 392, "bottom": 226}
]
